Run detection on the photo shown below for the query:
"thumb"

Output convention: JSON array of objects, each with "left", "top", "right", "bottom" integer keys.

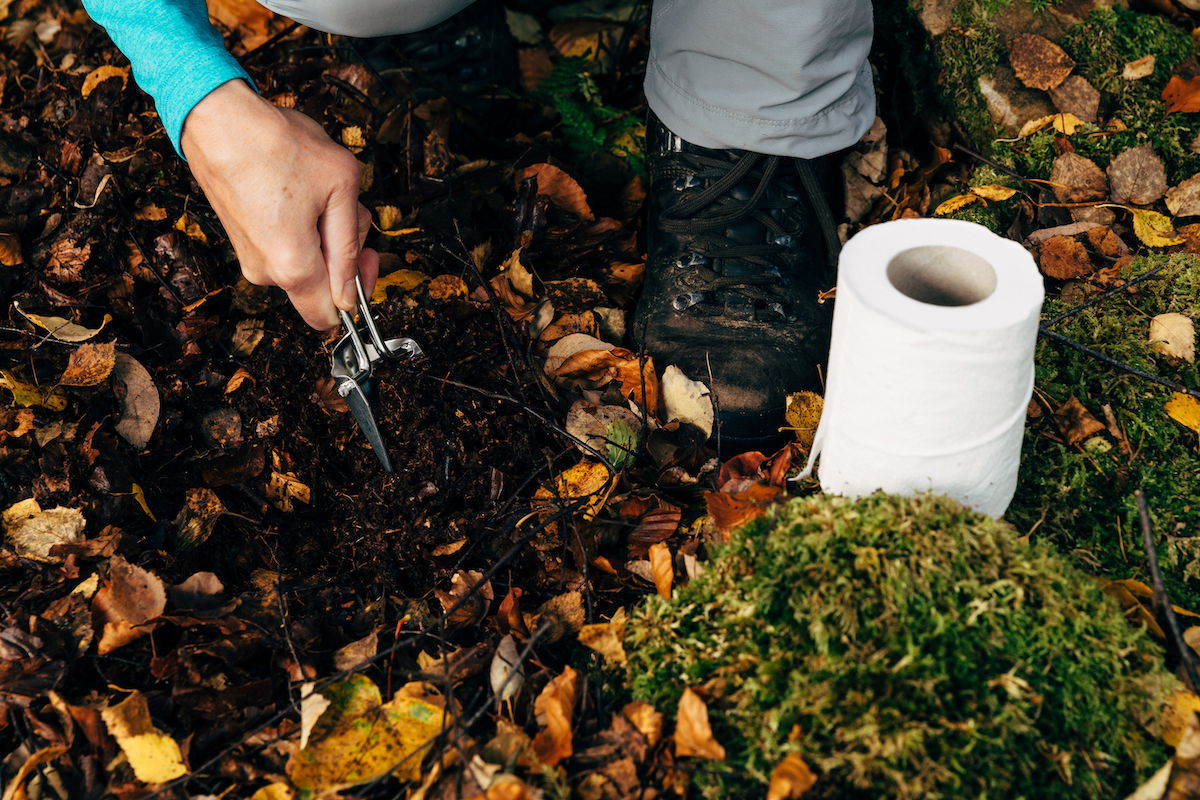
[{"left": 319, "top": 185, "right": 363, "bottom": 312}]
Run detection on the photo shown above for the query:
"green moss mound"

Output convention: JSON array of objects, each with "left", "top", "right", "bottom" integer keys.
[
  {"left": 1009, "top": 254, "right": 1200, "bottom": 607},
  {"left": 626, "top": 493, "right": 1170, "bottom": 799}
]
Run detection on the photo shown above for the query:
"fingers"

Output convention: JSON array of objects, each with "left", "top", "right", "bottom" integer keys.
[{"left": 320, "top": 182, "right": 365, "bottom": 313}]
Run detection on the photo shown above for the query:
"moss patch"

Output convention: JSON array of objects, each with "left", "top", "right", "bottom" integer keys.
[
  {"left": 626, "top": 493, "right": 1170, "bottom": 799},
  {"left": 1009, "top": 254, "right": 1200, "bottom": 608}
]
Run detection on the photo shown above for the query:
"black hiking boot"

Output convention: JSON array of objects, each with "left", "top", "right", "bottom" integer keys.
[{"left": 633, "top": 112, "right": 842, "bottom": 453}]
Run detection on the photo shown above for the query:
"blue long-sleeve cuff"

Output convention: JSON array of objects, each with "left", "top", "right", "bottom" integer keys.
[{"left": 81, "top": 0, "right": 255, "bottom": 157}]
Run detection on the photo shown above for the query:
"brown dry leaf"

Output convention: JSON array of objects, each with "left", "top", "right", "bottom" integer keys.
[
  {"left": 173, "top": 488, "right": 224, "bottom": 551},
  {"left": 1039, "top": 235, "right": 1092, "bottom": 279},
  {"left": 231, "top": 318, "right": 265, "bottom": 356},
  {"left": 564, "top": 400, "right": 642, "bottom": 467},
  {"left": 334, "top": 631, "right": 379, "bottom": 671},
  {"left": 1166, "top": 392, "right": 1200, "bottom": 434},
  {"left": 578, "top": 607, "right": 627, "bottom": 667},
  {"left": 549, "top": 19, "right": 620, "bottom": 64},
  {"left": 81, "top": 64, "right": 129, "bottom": 99},
  {"left": 674, "top": 687, "right": 726, "bottom": 760},
  {"left": 532, "top": 666, "right": 578, "bottom": 767},
  {"left": 1009, "top": 34, "right": 1075, "bottom": 90},
  {"left": 1102, "top": 579, "right": 1166, "bottom": 638},
  {"left": 59, "top": 341, "right": 116, "bottom": 386},
  {"left": 93, "top": 556, "right": 167, "bottom": 654},
  {"left": 427, "top": 274, "right": 468, "bottom": 301},
  {"left": 0, "top": 233, "right": 22, "bottom": 266},
  {"left": 1050, "top": 152, "right": 1107, "bottom": 203},
  {"left": 1108, "top": 144, "right": 1168, "bottom": 206},
  {"left": 768, "top": 753, "right": 818, "bottom": 800},
  {"left": 1052, "top": 396, "right": 1106, "bottom": 445},
  {"left": 134, "top": 203, "right": 167, "bottom": 222},
  {"left": 520, "top": 163, "right": 594, "bottom": 219},
  {"left": 100, "top": 691, "right": 188, "bottom": 784},
  {"left": 1150, "top": 313, "right": 1196, "bottom": 363},
  {"left": 1164, "top": 74, "right": 1200, "bottom": 113},
  {"left": 207, "top": 0, "right": 275, "bottom": 48},
  {"left": 1, "top": 498, "right": 85, "bottom": 562},
  {"left": 225, "top": 367, "right": 254, "bottom": 394},
  {"left": 112, "top": 353, "right": 160, "bottom": 449},
  {"left": 266, "top": 471, "right": 311, "bottom": 513},
  {"left": 706, "top": 483, "right": 783, "bottom": 536},
  {"left": 3, "top": 746, "right": 68, "bottom": 800},
  {"left": 14, "top": 302, "right": 111, "bottom": 342},
  {"left": 622, "top": 700, "right": 663, "bottom": 746},
  {"left": 1168, "top": 173, "right": 1200, "bottom": 217},
  {"left": 531, "top": 590, "right": 585, "bottom": 642},
  {"left": 1049, "top": 74, "right": 1101, "bottom": 123},
  {"left": 1123, "top": 54, "right": 1156, "bottom": 81},
  {"left": 648, "top": 541, "right": 673, "bottom": 600}
]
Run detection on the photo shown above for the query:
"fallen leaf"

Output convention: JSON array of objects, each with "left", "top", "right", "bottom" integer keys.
[
  {"left": 2, "top": 498, "right": 85, "bottom": 562},
  {"left": 59, "top": 341, "right": 116, "bottom": 386},
  {"left": 266, "top": 471, "right": 311, "bottom": 513},
  {"left": 100, "top": 692, "right": 187, "bottom": 784},
  {"left": 1163, "top": 690, "right": 1200, "bottom": 747},
  {"left": 1052, "top": 396, "right": 1106, "bottom": 445},
  {"left": 1126, "top": 207, "right": 1185, "bottom": 247},
  {"left": 520, "top": 163, "right": 594, "bottom": 220},
  {"left": 533, "top": 460, "right": 614, "bottom": 523},
  {"left": 1009, "top": 34, "right": 1074, "bottom": 90},
  {"left": 3, "top": 746, "right": 67, "bottom": 800},
  {"left": 490, "top": 634, "right": 525, "bottom": 704},
  {"left": 0, "top": 233, "right": 22, "bottom": 266},
  {"left": 173, "top": 488, "right": 224, "bottom": 551},
  {"left": 81, "top": 64, "right": 129, "bottom": 99},
  {"left": 1164, "top": 74, "right": 1200, "bottom": 113},
  {"left": 1049, "top": 74, "right": 1100, "bottom": 124},
  {"left": 1166, "top": 392, "right": 1200, "bottom": 434},
  {"left": 532, "top": 666, "right": 577, "bottom": 766},
  {"left": 334, "top": 631, "right": 379, "bottom": 671},
  {"left": 0, "top": 370, "right": 66, "bottom": 410},
  {"left": 768, "top": 753, "right": 818, "bottom": 800},
  {"left": 1123, "top": 54, "right": 1156, "bottom": 80},
  {"left": 173, "top": 213, "right": 207, "bottom": 244},
  {"left": 225, "top": 367, "right": 255, "bottom": 394},
  {"left": 169, "top": 571, "right": 226, "bottom": 611},
  {"left": 341, "top": 125, "right": 366, "bottom": 150},
  {"left": 1040, "top": 235, "right": 1093, "bottom": 280},
  {"left": 231, "top": 318, "right": 265, "bottom": 356},
  {"left": 92, "top": 556, "right": 167, "bottom": 654},
  {"left": 705, "top": 483, "right": 783, "bottom": 535},
  {"left": 674, "top": 687, "right": 725, "bottom": 760},
  {"left": 649, "top": 541, "right": 673, "bottom": 599},
  {"left": 1168, "top": 173, "right": 1200, "bottom": 218},
  {"left": 578, "top": 607, "right": 627, "bottom": 667},
  {"left": 14, "top": 302, "right": 111, "bottom": 341},
  {"left": 248, "top": 784, "right": 295, "bottom": 800},
  {"left": 933, "top": 193, "right": 980, "bottom": 216},
  {"left": 564, "top": 400, "right": 641, "bottom": 467},
  {"left": 1150, "top": 313, "right": 1196, "bottom": 363},
  {"left": 112, "top": 354, "right": 160, "bottom": 449},
  {"left": 784, "top": 391, "right": 823, "bottom": 449},
  {"left": 1108, "top": 144, "right": 1168, "bottom": 206},
  {"left": 1017, "top": 112, "right": 1086, "bottom": 138},
  {"left": 427, "top": 274, "right": 468, "bottom": 301},
  {"left": 621, "top": 700, "right": 662, "bottom": 746},
  {"left": 288, "top": 675, "right": 445, "bottom": 791},
  {"left": 1049, "top": 152, "right": 1107, "bottom": 203},
  {"left": 970, "top": 184, "right": 1017, "bottom": 202},
  {"left": 371, "top": 269, "right": 428, "bottom": 303},
  {"left": 661, "top": 365, "right": 713, "bottom": 437}
]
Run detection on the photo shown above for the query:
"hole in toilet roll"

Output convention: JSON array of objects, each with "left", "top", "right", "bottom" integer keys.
[{"left": 886, "top": 245, "right": 998, "bottom": 306}]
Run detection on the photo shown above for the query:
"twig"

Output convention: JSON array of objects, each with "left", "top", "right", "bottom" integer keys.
[
  {"left": 1136, "top": 489, "right": 1200, "bottom": 693},
  {"left": 1037, "top": 327, "right": 1200, "bottom": 401},
  {"left": 951, "top": 143, "right": 1038, "bottom": 187},
  {"left": 1042, "top": 264, "right": 1167, "bottom": 327},
  {"left": 241, "top": 21, "right": 301, "bottom": 63}
]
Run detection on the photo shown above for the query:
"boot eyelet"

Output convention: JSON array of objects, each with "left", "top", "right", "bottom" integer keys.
[
  {"left": 672, "top": 292, "right": 705, "bottom": 311},
  {"left": 672, "top": 175, "right": 702, "bottom": 192},
  {"left": 773, "top": 234, "right": 796, "bottom": 248},
  {"left": 674, "top": 252, "right": 708, "bottom": 270}
]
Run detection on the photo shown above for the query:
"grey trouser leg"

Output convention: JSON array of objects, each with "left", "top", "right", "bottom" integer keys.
[
  {"left": 260, "top": 0, "right": 876, "bottom": 157},
  {"left": 645, "top": 0, "right": 875, "bottom": 158}
]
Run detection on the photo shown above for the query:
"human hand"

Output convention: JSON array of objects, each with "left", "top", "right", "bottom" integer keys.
[{"left": 180, "top": 79, "right": 379, "bottom": 330}]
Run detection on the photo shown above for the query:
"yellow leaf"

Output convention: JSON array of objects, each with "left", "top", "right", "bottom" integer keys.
[
  {"left": 533, "top": 460, "right": 613, "bottom": 523},
  {"left": 426, "top": 274, "right": 468, "bottom": 302},
  {"left": 248, "top": 784, "right": 294, "bottom": 800},
  {"left": 1, "top": 499, "right": 85, "bottom": 562},
  {"left": 100, "top": 692, "right": 189, "bottom": 784},
  {"left": 81, "top": 64, "right": 129, "bottom": 99},
  {"left": 1162, "top": 689, "right": 1200, "bottom": 747},
  {"left": 971, "top": 184, "right": 1018, "bottom": 202},
  {"left": 649, "top": 541, "right": 673, "bottom": 599},
  {"left": 578, "top": 607, "right": 627, "bottom": 667},
  {"left": 14, "top": 302, "right": 111, "bottom": 342},
  {"left": 341, "top": 126, "right": 366, "bottom": 149},
  {"left": 371, "top": 269, "right": 429, "bottom": 304},
  {"left": 784, "top": 391, "right": 823, "bottom": 449},
  {"left": 288, "top": 675, "right": 445, "bottom": 793},
  {"left": 0, "top": 370, "right": 66, "bottom": 411},
  {"left": 59, "top": 341, "right": 116, "bottom": 386},
  {"left": 1125, "top": 207, "right": 1184, "bottom": 247},
  {"left": 1150, "top": 312, "right": 1196, "bottom": 363},
  {"left": 1017, "top": 112, "right": 1086, "bottom": 138},
  {"left": 378, "top": 227, "right": 422, "bottom": 238},
  {"left": 674, "top": 687, "right": 726, "bottom": 760},
  {"left": 375, "top": 205, "right": 405, "bottom": 231},
  {"left": 933, "top": 193, "right": 980, "bottom": 216},
  {"left": 130, "top": 483, "right": 157, "bottom": 522},
  {"left": 266, "top": 471, "right": 311, "bottom": 513},
  {"left": 174, "top": 213, "right": 208, "bottom": 244},
  {"left": 767, "top": 753, "right": 818, "bottom": 800},
  {"left": 0, "top": 233, "right": 21, "bottom": 266},
  {"left": 1166, "top": 392, "right": 1200, "bottom": 434}
]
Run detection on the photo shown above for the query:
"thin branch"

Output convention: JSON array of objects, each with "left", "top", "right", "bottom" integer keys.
[
  {"left": 1136, "top": 489, "right": 1200, "bottom": 693},
  {"left": 1042, "top": 264, "right": 1166, "bottom": 327},
  {"left": 1038, "top": 327, "right": 1200, "bottom": 401}
]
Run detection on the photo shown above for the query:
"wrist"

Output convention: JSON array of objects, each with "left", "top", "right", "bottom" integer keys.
[{"left": 180, "top": 79, "right": 266, "bottom": 161}]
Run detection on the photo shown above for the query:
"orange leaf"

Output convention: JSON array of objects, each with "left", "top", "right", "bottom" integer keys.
[
  {"left": 705, "top": 484, "right": 782, "bottom": 536},
  {"left": 674, "top": 688, "right": 726, "bottom": 760},
  {"left": 520, "top": 163, "right": 594, "bottom": 220},
  {"left": 768, "top": 753, "right": 818, "bottom": 800},
  {"left": 649, "top": 541, "right": 673, "bottom": 600},
  {"left": 532, "top": 667, "right": 578, "bottom": 766},
  {"left": 1164, "top": 74, "right": 1200, "bottom": 113}
]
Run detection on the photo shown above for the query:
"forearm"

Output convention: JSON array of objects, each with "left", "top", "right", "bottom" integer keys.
[{"left": 81, "top": 0, "right": 254, "bottom": 156}]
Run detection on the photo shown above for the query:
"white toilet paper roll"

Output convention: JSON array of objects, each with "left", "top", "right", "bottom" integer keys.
[{"left": 800, "top": 218, "right": 1044, "bottom": 517}]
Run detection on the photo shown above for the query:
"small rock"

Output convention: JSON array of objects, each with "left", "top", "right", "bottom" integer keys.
[
  {"left": 1108, "top": 144, "right": 1168, "bottom": 206},
  {"left": 1048, "top": 74, "right": 1101, "bottom": 124},
  {"left": 1027, "top": 221, "right": 1103, "bottom": 245},
  {"left": 1050, "top": 152, "right": 1108, "bottom": 203},
  {"left": 1085, "top": 226, "right": 1130, "bottom": 258},
  {"left": 978, "top": 67, "right": 1057, "bottom": 136},
  {"left": 1167, "top": 173, "right": 1200, "bottom": 217},
  {"left": 1039, "top": 235, "right": 1094, "bottom": 279},
  {"left": 1009, "top": 34, "right": 1075, "bottom": 91}
]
